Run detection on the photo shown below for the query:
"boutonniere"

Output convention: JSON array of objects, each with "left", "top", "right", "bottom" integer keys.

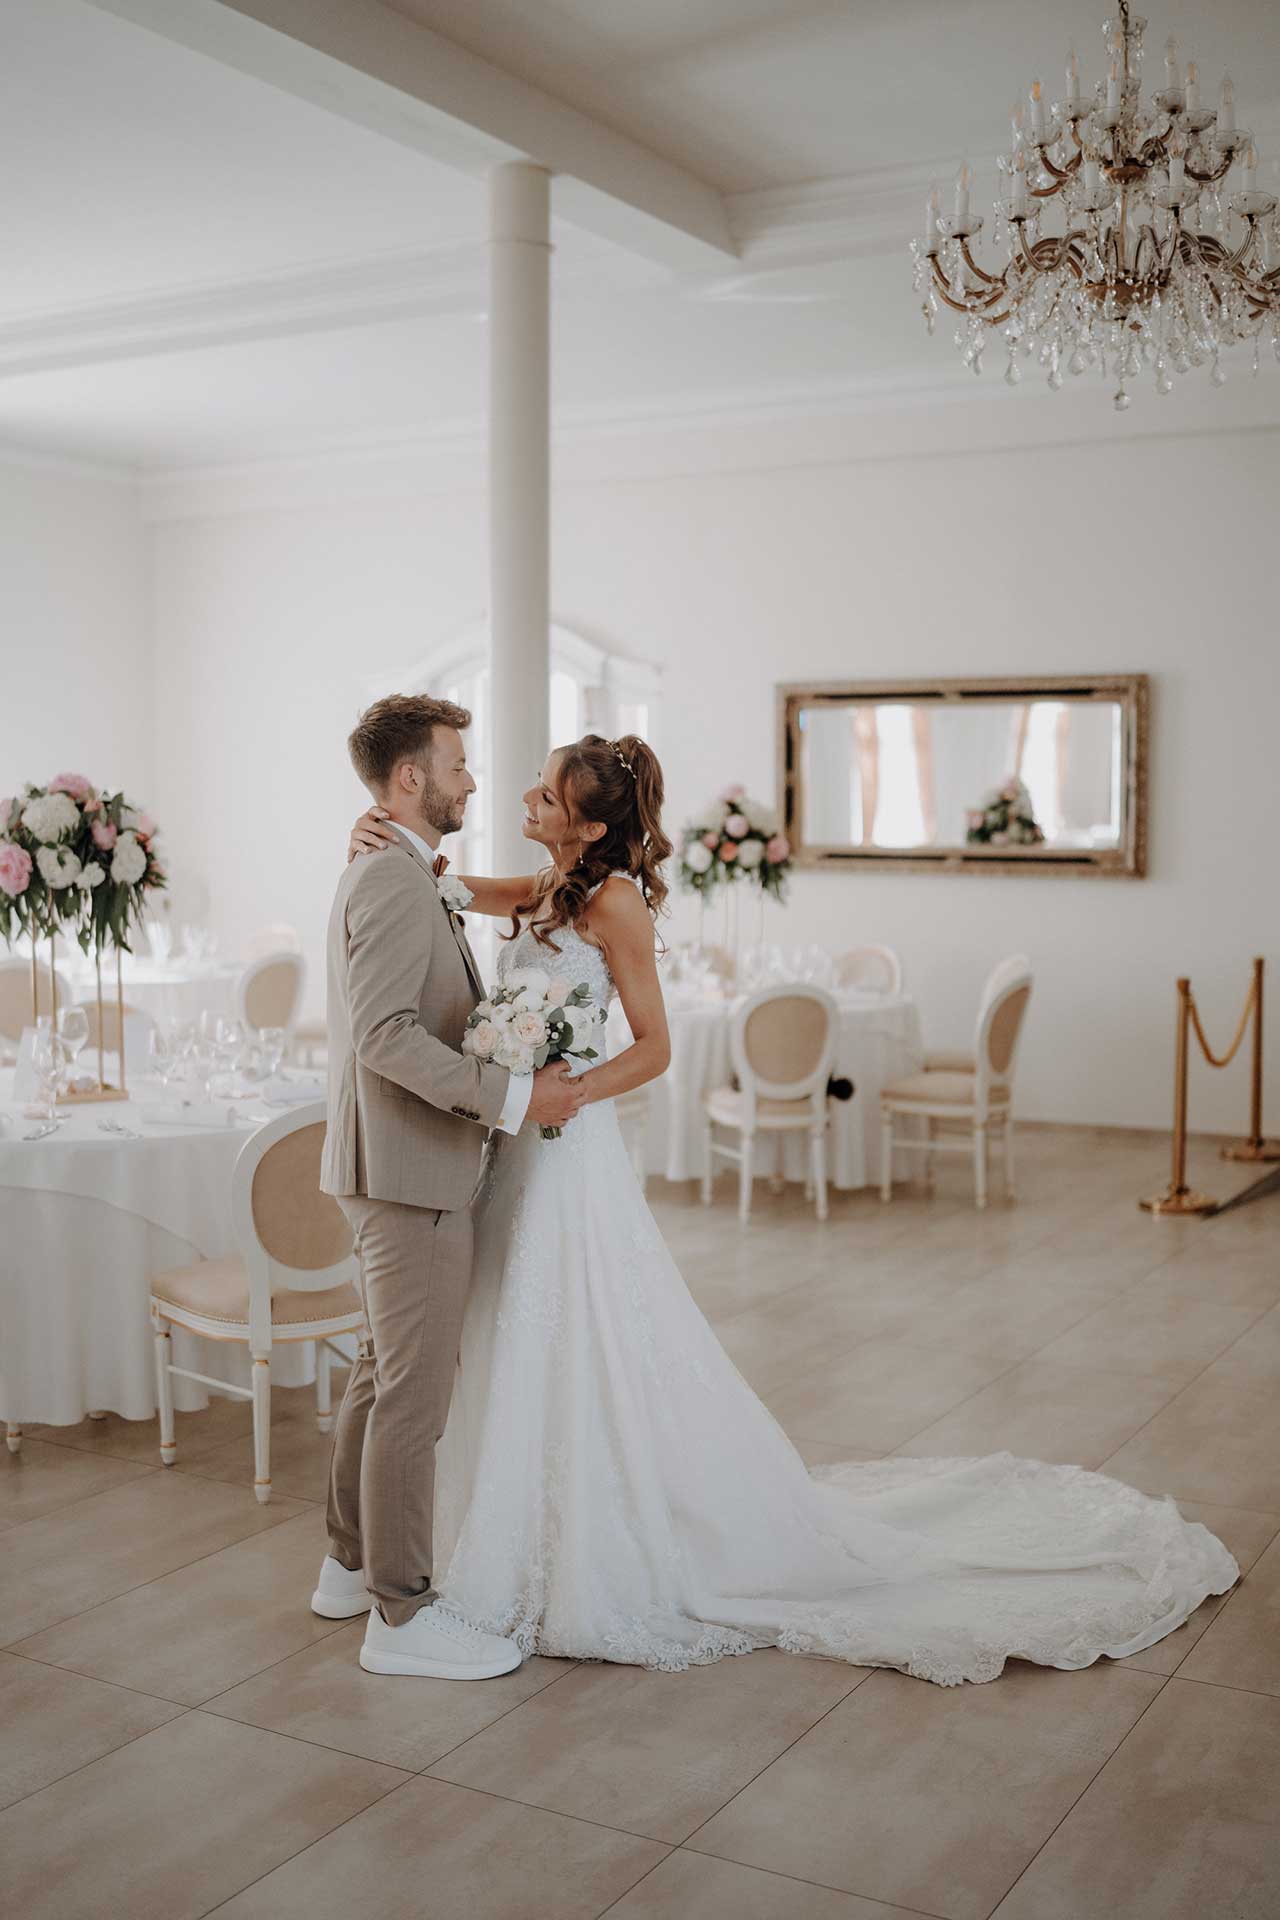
[{"left": 437, "top": 873, "right": 474, "bottom": 917}]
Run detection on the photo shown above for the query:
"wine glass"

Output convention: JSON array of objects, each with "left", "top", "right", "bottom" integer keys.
[
  {"left": 192, "top": 1023, "right": 218, "bottom": 1104},
  {"left": 57, "top": 1005, "right": 90, "bottom": 1076},
  {"left": 255, "top": 1025, "right": 286, "bottom": 1082},
  {"left": 148, "top": 1027, "right": 178, "bottom": 1102},
  {"left": 31, "top": 1031, "right": 71, "bottom": 1126},
  {"left": 215, "top": 1018, "right": 248, "bottom": 1095}
]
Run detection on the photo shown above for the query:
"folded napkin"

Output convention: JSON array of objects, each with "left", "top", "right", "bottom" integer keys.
[
  {"left": 134, "top": 1102, "right": 251, "bottom": 1130},
  {"left": 258, "top": 1075, "right": 326, "bottom": 1106}
]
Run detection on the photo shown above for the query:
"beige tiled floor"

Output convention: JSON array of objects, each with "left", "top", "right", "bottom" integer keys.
[{"left": 3, "top": 1125, "right": 1277, "bottom": 1919}]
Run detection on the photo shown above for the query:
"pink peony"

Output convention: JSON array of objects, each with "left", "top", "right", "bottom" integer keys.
[
  {"left": 765, "top": 834, "right": 790, "bottom": 864},
  {"left": 92, "top": 821, "right": 118, "bottom": 851},
  {"left": 134, "top": 812, "right": 158, "bottom": 840},
  {"left": 49, "top": 773, "right": 94, "bottom": 802},
  {"left": 702, "top": 831, "right": 719, "bottom": 849},
  {"left": 719, "top": 784, "right": 745, "bottom": 805},
  {"left": 0, "top": 842, "right": 33, "bottom": 897},
  {"left": 718, "top": 841, "right": 738, "bottom": 862}
]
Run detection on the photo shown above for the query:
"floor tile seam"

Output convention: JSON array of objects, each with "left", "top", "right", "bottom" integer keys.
[
  {"left": 0, "top": 1642, "right": 207, "bottom": 1711},
  {"left": 408, "top": 1763, "right": 689, "bottom": 1847},
  {"left": 0, "top": 1703, "right": 201, "bottom": 1820},
  {"left": 1159, "top": 1668, "right": 1280, "bottom": 1701},
  {"left": 1093, "top": 1329, "right": 1280, "bottom": 1482},
  {"left": 194, "top": 1767, "right": 426, "bottom": 1920},
  {"left": 593, "top": 1845, "right": 952, "bottom": 1920},
  {"left": 399, "top": 1662, "right": 581, "bottom": 1777},
  {"left": 167, "top": 1456, "right": 324, "bottom": 1500},
  {"left": 670, "top": 1668, "right": 874, "bottom": 1854},
  {"left": 976, "top": 1670, "right": 1178, "bottom": 1920},
  {"left": 0, "top": 1462, "right": 161, "bottom": 1534},
  {"left": 0, "top": 1502, "right": 316, "bottom": 1651}
]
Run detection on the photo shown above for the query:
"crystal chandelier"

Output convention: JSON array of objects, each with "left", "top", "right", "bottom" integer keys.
[{"left": 910, "top": 2, "right": 1280, "bottom": 407}]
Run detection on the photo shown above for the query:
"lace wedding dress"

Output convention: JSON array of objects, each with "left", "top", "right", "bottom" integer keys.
[{"left": 431, "top": 877, "right": 1238, "bottom": 1686}]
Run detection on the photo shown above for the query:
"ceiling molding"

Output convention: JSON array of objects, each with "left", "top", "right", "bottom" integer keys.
[
  {"left": 84, "top": 0, "right": 735, "bottom": 268},
  {"left": 728, "top": 164, "right": 938, "bottom": 269}
]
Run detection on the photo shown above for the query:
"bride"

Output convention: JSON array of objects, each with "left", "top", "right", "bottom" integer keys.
[{"left": 347, "top": 732, "right": 1238, "bottom": 1686}]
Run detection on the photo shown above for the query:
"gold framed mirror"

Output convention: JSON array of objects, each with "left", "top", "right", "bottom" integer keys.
[{"left": 777, "top": 675, "right": 1148, "bottom": 876}]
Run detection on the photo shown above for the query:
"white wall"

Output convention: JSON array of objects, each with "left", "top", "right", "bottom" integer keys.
[
  {"left": 147, "top": 417, "right": 1280, "bottom": 1133},
  {"left": 0, "top": 454, "right": 150, "bottom": 805}
]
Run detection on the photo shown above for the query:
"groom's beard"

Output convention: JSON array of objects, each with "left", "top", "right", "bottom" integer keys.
[{"left": 417, "top": 776, "right": 465, "bottom": 839}]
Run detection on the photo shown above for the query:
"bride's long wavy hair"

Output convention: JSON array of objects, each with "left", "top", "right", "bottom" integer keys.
[{"left": 505, "top": 734, "right": 673, "bottom": 952}]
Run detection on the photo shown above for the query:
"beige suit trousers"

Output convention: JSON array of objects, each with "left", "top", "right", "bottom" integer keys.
[{"left": 326, "top": 1194, "right": 473, "bottom": 1626}]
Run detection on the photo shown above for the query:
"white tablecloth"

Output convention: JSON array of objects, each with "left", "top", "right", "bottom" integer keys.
[
  {"left": 60, "top": 954, "right": 243, "bottom": 1028},
  {"left": 0, "top": 1070, "right": 332, "bottom": 1428},
  {"left": 623, "top": 989, "right": 924, "bottom": 1189}
]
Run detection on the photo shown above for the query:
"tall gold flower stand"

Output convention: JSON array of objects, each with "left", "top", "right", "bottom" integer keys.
[{"left": 32, "top": 933, "right": 130, "bottom": 1105}]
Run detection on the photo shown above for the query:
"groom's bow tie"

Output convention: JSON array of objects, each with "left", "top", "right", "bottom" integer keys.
[{"left": 432, "top": 854, "right": 449, "bottom": 879}]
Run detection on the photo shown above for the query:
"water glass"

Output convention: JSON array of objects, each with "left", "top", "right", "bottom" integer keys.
[
  {"left": 32, "top": 1031, "right": 71, "bottom": 1124},
  {"left": 148, "top": 1027, "right": 178, "bottom": 1101},
  {"left": 57, "top": 1005, "right": 90, "bottom": 1067},
  {"left": 255, "top": 1026, "right": 286, "bottom": 1080}
]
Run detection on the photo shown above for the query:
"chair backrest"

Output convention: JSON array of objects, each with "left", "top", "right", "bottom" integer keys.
[
  {"left": 0, "top": 957, "right": 73, "bottom": 1042},
  {"left": 82, "top": 1000, "right": 153, "bottom": 1057},
  {"left": 730, "top": 985, "right": 838, "bottom": 1123},
  {"left": 237, "top": 951, "right": 305, "bottom": 1032},
  {"left": 973, "top": 958, "right": 1034, "bottom": 1111},
  {"left": 231, "top": 1101, "right": 356, "bottom": 1349},
  {"left": 245, "top": 922, "right": 303, "bottom": 962},
  {"left": 836, "top": 945, "right": 903, "bottom": 995}
]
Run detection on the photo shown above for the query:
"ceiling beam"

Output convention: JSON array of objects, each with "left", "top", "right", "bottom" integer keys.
[{"left": 83, "top": 0, "right": 736, "bottom": 269}]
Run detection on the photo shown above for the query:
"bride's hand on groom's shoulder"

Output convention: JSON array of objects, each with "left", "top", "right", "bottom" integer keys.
[{"left": 348, "top": 806, "right": 397, "bottom": 863}]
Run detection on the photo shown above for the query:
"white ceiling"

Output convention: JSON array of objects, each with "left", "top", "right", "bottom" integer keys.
[{"left": 3, "top": 0, "right": 1279, "bottom": 469}]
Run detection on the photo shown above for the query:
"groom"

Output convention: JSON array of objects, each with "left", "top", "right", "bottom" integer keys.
[{"left": 315, "top": 693, "right": 584, "bottom": 1680}]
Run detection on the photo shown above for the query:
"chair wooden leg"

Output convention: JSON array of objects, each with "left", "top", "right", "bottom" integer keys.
[
  {"left": 1003, "top": 1116, "right": 1016, "bottom": 1198},
  {"left": 252, "top": 1357, "right": 271, "bottom": 1503},
  {"left": 315, "top": 1339, "right": 332, "bottom": 1434},
  {"left": 738, "top": 1133, "right": 754, "bottom": 1226},
  {"left": 880, "top": 1111, "right": 894, "bottom": 1202},
  {"left": 812, "top": 1131, "right": 828, "bottom": 1222},
  {"left": 5, "top": 1422, "right": 21, "bottom": 1455},
  {"left": 973, "top": 1122, "right": 988, "bottom": 1210},
  {"left": 701, "top": 1120, "right": 715, "bottom": 1205},
  {"left": 152, "top": 1315, "right": 176, "bottom": 1465}
]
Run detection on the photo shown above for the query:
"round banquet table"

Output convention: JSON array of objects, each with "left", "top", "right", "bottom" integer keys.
[
  {"left": 59, "top": 952, "right": 243, "bottom": 1028},
  {"left": 0, "top": 1069, "right": 334, "bottom": 1432},
  {"left": 620, "top": 987, "right": 924, "bottom": 1189}
]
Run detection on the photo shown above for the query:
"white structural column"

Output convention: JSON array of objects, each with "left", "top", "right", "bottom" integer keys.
[{"left": 488, "top": 162, "right": 552, "bottom": 871}]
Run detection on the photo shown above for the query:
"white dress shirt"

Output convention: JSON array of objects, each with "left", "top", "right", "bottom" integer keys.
[{"left": 389, "top": 821, "right": 532, "bottom": 1138}]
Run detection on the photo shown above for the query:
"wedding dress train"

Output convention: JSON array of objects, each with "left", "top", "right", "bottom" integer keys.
[{"left": 431, "top": 882, "right": 1237, "bottom": 1686}]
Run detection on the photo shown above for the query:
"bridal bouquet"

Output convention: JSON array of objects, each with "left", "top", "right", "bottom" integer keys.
[{"left": 463, "top": 966, "right": 604, "bottom": 1139}]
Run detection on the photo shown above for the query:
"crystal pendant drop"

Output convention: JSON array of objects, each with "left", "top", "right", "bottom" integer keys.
[
  {"left": 1211, "top": 356, "right": 1228, "bottom": 386},
  {"left": 1004, "top": 358, "right": 1022, "bottom": 386},
  {"left": 1068, "top": 347, "right": 1087, "bottom": 376},
  {"left": 1113, "top": 387, "right": 1132, "bottom": 412}
]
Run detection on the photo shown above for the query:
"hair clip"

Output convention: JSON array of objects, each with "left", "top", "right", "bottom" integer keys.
[{"left": 611, "top": 741, "right": 635, "bottom": 778}]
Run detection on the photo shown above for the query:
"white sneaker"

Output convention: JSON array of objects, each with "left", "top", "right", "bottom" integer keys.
[
  {"left": 311, "top": 1555, "right": 373, "bottom": 1619},
  {"left": 359, "top": 1603, "right": 522, "bottom": 1680}
]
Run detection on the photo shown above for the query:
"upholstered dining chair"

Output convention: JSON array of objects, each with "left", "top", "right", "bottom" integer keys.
[
  {"left": 879, "top": 957, "right": 1034, "bottom": 1210},
  {"left": 0, "top": 956, "right": 72, "bottom": 1059},
  {"left": 150, "top": 1100, "right": 362, "bottom": 1502},
  {"left": 702, "top": 985, "right": 839, "bottom": 1225},
  {"left": 919, "top": 951, "right": 1030, "bottom": 1075},
  {"left": 236, "top": 950, "right": 305, "bottom": 1036},
  {"left": 836, "top": 945, "right": 904, "bottom": 994}
]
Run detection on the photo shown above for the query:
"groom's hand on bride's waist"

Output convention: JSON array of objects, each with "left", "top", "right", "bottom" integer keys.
[{"left": 527, "top": 1063, "right": 587, "bottom": 1130}]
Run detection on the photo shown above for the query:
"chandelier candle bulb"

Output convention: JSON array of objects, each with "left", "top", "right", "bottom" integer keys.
[
  {"left": 1164, "top": 35, "right": 1180, "bottom": 90},
  {"left": 925, "top": 183, "right": 940, "bottom": 247},
  {"left": 1243, "top": 144, "right": 1258, "bottom": 193},
  {"left": 1219, "top": 76, "right": 1235, "bottom": 136},
  {"left": 1011, "top": 155, "right": 1027, "bottom": 215},
  {"left": 1030, "top": 80, "right": 1045, "bottom": 141},
  {"left": 1107, "top": 63, "right": 1120, "bottom": 112},
  {"left": 1185, "top": 60, "right": 1199, "bottom": 111},
  {"left": 1084, "top": 157, "right": 1101, "bottom": 197},
  {"left": 1066, "top": 48, "right": 1081, "bottom": 110},
  {"left": 954, "top": 163, "right": 971, "bottom": 225}
]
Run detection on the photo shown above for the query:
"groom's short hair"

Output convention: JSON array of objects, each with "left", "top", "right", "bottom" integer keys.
[{"left": 348, "top": 694, "right": 472, "bottom": 793}]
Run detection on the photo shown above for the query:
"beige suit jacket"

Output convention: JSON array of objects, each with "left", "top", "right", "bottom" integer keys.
[{"left": 319, "top": 830, "right": 510, "bottom": 1211}]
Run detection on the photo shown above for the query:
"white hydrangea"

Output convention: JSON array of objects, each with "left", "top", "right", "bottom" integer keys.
[
  {"left": 684, "top": 842, "right": 713, "bottom": 875},
  {"left": 36, "top": 845, "right": 82, "bottom": 889},
  {"left": 110, "top": 831, "right": 147, "bottom": 886},
  {"left": 77, "top": 861, "right": 107, "bottom": 890},
  {"left": 22, "top": 791, "right": 81, "bottom": 843},
  {"left": 736, "top": 838, "right": 765, "bottom": 869}
]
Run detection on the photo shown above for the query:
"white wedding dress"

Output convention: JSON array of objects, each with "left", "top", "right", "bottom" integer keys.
[{"left": 431, "top": 878, "right": 1238, "bottom": 1686}]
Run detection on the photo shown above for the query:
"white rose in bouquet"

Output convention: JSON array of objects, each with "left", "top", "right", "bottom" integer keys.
[
  {"left": 494, "top": 1034, "right": 536, "bottom": 1075},
  {"left": 506, "top": 966, "right": 551, "bottom": 1001},
  {"left": 22, "top": 792, "right": 80, "bottom": 843},
  {"left": 512, "top": 1010, "right": 548, "bottom": 1048},
  {"left": 736, "top": 837, "right": 765, "bottom": 869},
  {"left": 468, "top": 1018, "right": 499, "bottom": 1058},
  {"left": 36, "top": 845, "right": 83, "bottom": 889},
  {"left": 685, "top": 841, "right": 713, "bottom": 875},
  {"left": 110, "top": 832, "right": 147, "bottom": 886},
  {"left": 77, "top": 860, "right": 107, "bottom": 891},
  {"left": 545, "top": 976, "right": 572, "bottom": 1006}
]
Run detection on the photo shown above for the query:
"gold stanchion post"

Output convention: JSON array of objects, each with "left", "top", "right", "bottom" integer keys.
[
  {"left": 1221, "top": 957, "right": 1280, "bottom": 1163},
  {"left": 1141, "top": 978, "right": 1217, "bottom": 1216}
]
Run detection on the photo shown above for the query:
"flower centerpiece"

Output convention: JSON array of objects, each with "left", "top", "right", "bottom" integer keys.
[
  {"left": 0, "top": 774, "right": 167, "bottom": 1098},
  {"left": 678, "top": 785, "right": 792, "bottom": 903},
  {"left": 965, "top": 779, "right": 1046, "bottom": 849}
]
